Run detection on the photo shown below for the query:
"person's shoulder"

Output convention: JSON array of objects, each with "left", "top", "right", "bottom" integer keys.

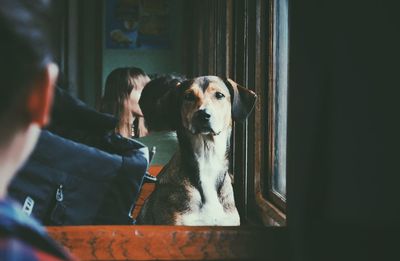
[
  {"left": 0, "top": 199, "right": 73, "bottom": 260},
  {"left": 0, "top": 236, "right": 66, "bottom": 261}
]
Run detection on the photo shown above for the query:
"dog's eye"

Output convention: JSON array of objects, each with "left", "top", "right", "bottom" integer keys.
[
  {"left": 215, "top": 92, "right": 225, "bottom": 99},
  {"left": 183, "top": 92, "right": 195, "bottom": 101}
]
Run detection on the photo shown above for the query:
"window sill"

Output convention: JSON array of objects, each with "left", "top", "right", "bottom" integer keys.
[{"left": 47, "top": 225, "right": 286, "bottom": 260}]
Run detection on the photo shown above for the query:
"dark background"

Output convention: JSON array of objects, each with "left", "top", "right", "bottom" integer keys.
[{"left": 287, "top": 0, "right": 400, "bottom": 260}]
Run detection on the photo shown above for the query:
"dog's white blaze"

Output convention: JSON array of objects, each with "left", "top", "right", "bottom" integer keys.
[{"left": 177, "top": 130, "right": 240, "bottom": 226}]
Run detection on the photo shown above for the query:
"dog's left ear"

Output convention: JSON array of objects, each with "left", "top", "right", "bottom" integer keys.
[{"left": 224, "top": 78, "right": 257, "bottom": 122}]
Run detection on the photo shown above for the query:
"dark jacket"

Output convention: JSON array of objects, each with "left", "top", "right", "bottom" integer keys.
[
  {"left": 48, "top": 87, "right": 118, "bottom": 147},
  {"left": 8, "top": 88, "right": 149, "bottom": 225}
]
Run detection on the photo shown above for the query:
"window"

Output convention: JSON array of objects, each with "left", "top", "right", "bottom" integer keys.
[
  {"left": 46, "top": 0, "right": 290, "bottom": 259},
  {"left": 268, "top": 0, "right": 288, "bottom": 210},
  {"left": 60, "top": 0, "right": 289, "bottom": 226}
]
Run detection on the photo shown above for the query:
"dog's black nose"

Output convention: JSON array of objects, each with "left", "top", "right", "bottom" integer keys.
[{"left": 196, "top": 109, "right": 211, "bottom": 121}]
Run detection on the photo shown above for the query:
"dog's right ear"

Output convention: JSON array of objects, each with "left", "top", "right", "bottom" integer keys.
[
  {"left": 224, "top": 78, "right": 257, "bottom": 122},
  {"left": 139, "top": 80, "right": 181, "bottom": 132}
]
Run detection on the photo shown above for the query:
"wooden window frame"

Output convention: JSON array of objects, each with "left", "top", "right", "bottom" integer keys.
[{"left": 231, "top": 0, "right": 287, "bottom": 226}]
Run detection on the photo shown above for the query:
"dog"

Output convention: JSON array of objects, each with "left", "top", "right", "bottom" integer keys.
[{"left": 137, "top": 76, "right": 256, "bottom": 225}]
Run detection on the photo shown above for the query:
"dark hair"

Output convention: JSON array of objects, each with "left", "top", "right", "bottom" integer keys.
[
  {"left": 100, "top": 67, "right": 147, "bottom": 117},
  {"left": 0, "top": 0, "right": 56, "bottom": 116},
  {"left": 139, "top": 74, "right": 187, "bottom": 131}
]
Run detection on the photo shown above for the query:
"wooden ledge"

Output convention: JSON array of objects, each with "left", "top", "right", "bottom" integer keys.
[{"left": 47, "top": 225, "right": 285, "bottom": 260}]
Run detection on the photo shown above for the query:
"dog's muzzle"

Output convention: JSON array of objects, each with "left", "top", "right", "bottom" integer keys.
[
  {"left": 196, "top": 109, "right": 211, "bottom": 122},
  {"left": 192, "top": 109, "right": 219, "bottom": 135}
]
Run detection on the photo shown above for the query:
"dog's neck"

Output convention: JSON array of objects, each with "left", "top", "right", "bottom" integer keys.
[
  {"left": 190, "top": 132, "right": 229, "bottom": 163},
  {"left": 177, "top": 127, "right": 231, "bottom": 203}
]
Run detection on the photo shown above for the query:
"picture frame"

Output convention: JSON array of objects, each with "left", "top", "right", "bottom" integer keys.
[{"left": 105, "top": 0, "right": 171, "bottom": 50}]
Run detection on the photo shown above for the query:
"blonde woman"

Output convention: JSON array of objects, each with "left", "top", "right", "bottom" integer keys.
[{"left": 101, "top": 67, "right": 151, "bottom": 138}]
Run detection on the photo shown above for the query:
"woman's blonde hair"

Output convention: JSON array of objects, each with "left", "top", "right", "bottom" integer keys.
[{"left": 101, "top": 67, "right": 147, "bottom": 117}]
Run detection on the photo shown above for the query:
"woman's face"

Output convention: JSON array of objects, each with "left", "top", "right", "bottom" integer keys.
[{"left": 129, "top": 75, "right": 151, "bottom": 117}]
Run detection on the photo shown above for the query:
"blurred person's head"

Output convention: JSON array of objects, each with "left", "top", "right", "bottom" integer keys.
[
  {"left": 0, "top": 0, "right": 59, "bottom": 197},
  {"left": 139, "top": 74, "right": 186, "bottom": 132},
  {"left": 101, "top": 67, "right": 150, "bottom": 138}
]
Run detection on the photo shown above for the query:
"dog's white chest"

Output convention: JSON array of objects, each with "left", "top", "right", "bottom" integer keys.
[
  {"left": 175, "top": 136, "right": 240, "bottom": 226},
  {"left": 176, "top": 160, "right": 240, "bottom": 226},
  {"left": 177, "top": 189, "right": 240, "bottom": 226}
]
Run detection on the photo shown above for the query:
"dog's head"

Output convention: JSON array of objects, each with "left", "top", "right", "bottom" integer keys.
[{"left": 139, "top": 76, "right": 257, "bottom": 135}]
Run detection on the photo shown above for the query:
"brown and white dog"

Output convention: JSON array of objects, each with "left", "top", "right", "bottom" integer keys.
[{"left": 137, "top": 76, "right": 256, "bottom": 225}]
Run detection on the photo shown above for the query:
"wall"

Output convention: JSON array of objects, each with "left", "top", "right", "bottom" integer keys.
[
  {"left": 62, "top": 0, "right": 186, "bottom": 107},
  {"left": 101, "top": 0, "right": 186, "bottom": 92}
]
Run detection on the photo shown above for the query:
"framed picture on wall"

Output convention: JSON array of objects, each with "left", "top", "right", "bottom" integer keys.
[{"left": 105, "top": 0, "right": 171, "bottom": 49}]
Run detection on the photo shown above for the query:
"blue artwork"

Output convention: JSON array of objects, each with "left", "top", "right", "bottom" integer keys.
[{"left": 105, "top": 0, "right": 170, "bottom": 49}]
